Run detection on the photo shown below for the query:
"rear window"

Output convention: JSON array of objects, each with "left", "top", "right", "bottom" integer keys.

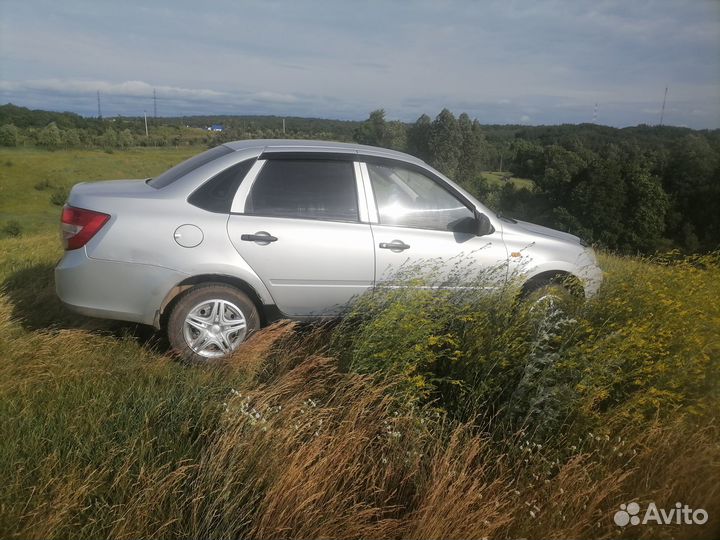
[
  {"left": 148, "top": 145, "right": 233, "bottom": 189},
  {"left": 188, "top": 158, "right": 256, "bottom": 213}
]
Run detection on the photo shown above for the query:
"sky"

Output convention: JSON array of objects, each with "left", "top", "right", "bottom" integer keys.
[{"left": 0, "top": 0, "right": 719, "bottom": 128}]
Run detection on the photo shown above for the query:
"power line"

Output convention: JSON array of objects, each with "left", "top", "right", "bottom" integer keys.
[{"left": 659, "top": 86, "right": 668, "bottom": 126}]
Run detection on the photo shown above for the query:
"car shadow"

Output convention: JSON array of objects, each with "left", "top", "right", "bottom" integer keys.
[{"left": 1, "top": 262, "right": 167, "bottom": 351}]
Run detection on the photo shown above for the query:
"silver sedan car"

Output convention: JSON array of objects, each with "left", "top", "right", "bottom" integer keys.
[{"left": 56, "top": 140, "right": 602, "bottom": 361}]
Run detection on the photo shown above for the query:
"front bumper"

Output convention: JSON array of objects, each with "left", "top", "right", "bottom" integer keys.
[{"left": 578, "top": 248, "right": 604, "bottom": 298}]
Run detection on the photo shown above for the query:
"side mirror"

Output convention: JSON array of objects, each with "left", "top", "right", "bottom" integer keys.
[
  {"left": 476, "top": 213, "right": 495, "bottom": 236},
  {"left": 450, "top": 214, "right": 495, "bottom": 236},
  {"left": 451, "top": 216, "right": 480, "bottom": 235}
]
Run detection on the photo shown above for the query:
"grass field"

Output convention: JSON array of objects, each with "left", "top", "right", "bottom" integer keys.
[
  {"left": 0, "top": 148, "right": 718, "bottom": 539},
  {"left": 0, "top": 147, "right": 198, "bottom": 236},
  {"left": 481, "top": 170, "right": 534, "bottom": 190}
]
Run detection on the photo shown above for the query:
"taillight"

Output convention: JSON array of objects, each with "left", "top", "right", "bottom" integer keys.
[{"left": 61, "top": 205, "right": 110, "bottom": 250}]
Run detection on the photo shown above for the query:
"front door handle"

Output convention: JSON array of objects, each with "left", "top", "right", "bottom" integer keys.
[
  {"left": 241, "top": 232, "right": 278, "bottom": 243},
  {"left": 379, "top": 240, "right": 410, "bottom": 251}
]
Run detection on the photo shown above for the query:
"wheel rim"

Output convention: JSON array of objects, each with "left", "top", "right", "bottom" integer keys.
[
  {"left": 529, "top": 292, "right": 561, "bottom": 312},
  {"left": 182, "top": 299, "right": 248, "bottom": 358}
]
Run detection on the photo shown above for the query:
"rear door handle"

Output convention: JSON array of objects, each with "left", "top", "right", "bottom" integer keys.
[
  {"left": 241, "top": 232, "right": 278, "bottom": 243},
  {"left": 379, "top": 240, "right": 410, "bottom": 251}
]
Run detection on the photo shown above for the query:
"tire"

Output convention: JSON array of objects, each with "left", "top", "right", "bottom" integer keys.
[
  {"left": 522, "top": 281, "right": 580, "bottom": 316},
  {"left": 167, "top": 283, "right": 260, "bottom": 362}
]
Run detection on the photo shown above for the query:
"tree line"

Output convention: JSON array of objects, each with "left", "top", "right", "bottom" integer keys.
[
  {"left": 352, "top": 109, "right": 720, "bottom": 254},
  {"left": 1, "top": 103, "right": 718, "bottom": 253}
]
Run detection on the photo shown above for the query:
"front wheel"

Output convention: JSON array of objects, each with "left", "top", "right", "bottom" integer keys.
[
  {"left": 521, "top": 280, "right": 582, "bottom": 317},
  {"left": 167, "top": 283, "right": 260, "bottom": 362}
]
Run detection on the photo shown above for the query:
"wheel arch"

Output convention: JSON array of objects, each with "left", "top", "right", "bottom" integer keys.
[
  {"left": 156, "top": 274, "right": 275, "bottom": 328},
  {"left": 520, "top": 269, "right": 585, "bottom": 299}
]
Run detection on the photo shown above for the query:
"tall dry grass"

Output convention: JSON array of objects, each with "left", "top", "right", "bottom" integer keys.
[{"left": 1, "top": 237, "right": 719, "bottom": 539}]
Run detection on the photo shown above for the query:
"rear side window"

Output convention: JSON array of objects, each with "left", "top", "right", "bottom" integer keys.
[
  {"left": 148, "top": 145, "right": 233, "bottom": 189},
  {"left": 245, "top": 159, "right": 358, "bottom": 222},
  {"left": 188, "top": 159, "right": 255, "bottom": 213}
]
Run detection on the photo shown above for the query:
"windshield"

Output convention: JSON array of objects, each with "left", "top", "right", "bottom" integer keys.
[{"left": 148, "top": 145, "right": 233, "bottom": 189}]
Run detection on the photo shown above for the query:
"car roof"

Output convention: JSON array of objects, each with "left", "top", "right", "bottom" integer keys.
[{"left": 223, "top": 139, "right": 427, "bottom": 166}]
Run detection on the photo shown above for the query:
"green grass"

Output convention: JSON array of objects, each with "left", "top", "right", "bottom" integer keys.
[
  {"left": 0, "top": 148, "right": 718, "bottom": 538},
  {"left": 482, "top": 170, "right": 534, "bottom": 190},
  {"left": 0, "top": 147, "right": 200, "bottom": 236}
]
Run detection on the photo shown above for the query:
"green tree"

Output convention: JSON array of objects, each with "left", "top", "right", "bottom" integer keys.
[
  {"left": 99, "top": 127, "right": 118, "bottom": 148},
  {"left": 118, "top": 129, "right": 134, "bottom": 148},
  {"left": 558, "top": 155, "right": 626, "bottom": 247},
  {"left": 383, "top": 120, "right": 407, "bottom": 151},
  {"left": 62, "top": 128, "right": 81, "bottom": 147},
  {"left": 0, "top": 124, "right": 19, "bottom": 146},
  {"left": 622, "top": 167, "right": 669, "bottom": 252},
  {"left": 534, "top": 144, "right": 590, "bottom": 206},
  {"left": 407, "top": 114, "right": 431, "bottom": 161},
  {"left": 455, "top": 114, "right": 486, "bottom": 186},
  {"left": 353, "top": 109, "right": 386, "bottom": 146},
  {"left": 37, "top": 123, "right": 62, "bottom": 149},
  {"left": 663, "top": 135, "right": 720, "bottom": 250},
  {"left": 428, "top": 109, "right": 461, "bottom": 178},
  {"left": 510, "top": 139, "right": 545, "bottom": 179}
]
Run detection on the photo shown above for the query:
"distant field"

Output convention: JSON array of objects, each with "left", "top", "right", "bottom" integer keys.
[
  {"left": 481, "top": 170, "right": 534, "bottom": 190},
  {"left": 0, "top": 147, "right": 201, "bottom": 235}
]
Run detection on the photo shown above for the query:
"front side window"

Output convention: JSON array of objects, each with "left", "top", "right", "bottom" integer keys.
[
  {"left": 245, "top": 159, "right": 358, "bottom": 222},
  {"left": 367, "top": 163, "right": 474, "bottom": 231}
]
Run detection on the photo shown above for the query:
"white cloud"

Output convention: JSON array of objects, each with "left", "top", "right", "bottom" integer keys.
[
  {"left": 251, "top": 91, "right": 300, "bottom": 104},
  {"left": 0, "top": 79, "right": 226, "bottom": 100}
]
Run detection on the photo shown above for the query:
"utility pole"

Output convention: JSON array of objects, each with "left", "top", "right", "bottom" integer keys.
[
  {"left": 97, "top": 90, "right": 102, "bottom": 119},
  {"left": 153, "top": 89, "right": 157, "bottom": 120},
  {"left": 144, "top": 111, "right": 149, "bottom": 137},
  {"left": 659, "top": 86, "right": 668, "bottom": 126},
  {"left": 282, "top": 118, "right": 286, "bottom": 134},
  {"left": 592, "top": 103, "right": 598, "bottom": 124}
]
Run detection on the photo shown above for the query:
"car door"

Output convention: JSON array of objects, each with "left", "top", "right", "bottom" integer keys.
[
  {"left": 227, "top": 156, "right": 375, "bottom": 317},
  {"left": 361, "top": 160, "right": 508, "bottom": 289}
]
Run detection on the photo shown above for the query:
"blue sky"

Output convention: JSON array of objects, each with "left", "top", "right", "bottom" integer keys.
[{"left": 1, "top": 0, "right": 718, "bottom": 128}]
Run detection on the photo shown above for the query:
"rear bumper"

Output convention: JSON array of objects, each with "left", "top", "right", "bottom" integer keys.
[{"left": 55, "top": 249, "right": 188, "bottom": 326}]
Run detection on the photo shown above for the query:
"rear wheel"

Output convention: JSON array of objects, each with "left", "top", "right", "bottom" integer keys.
[{"left": 167, "top": 283, "right": 260, "bottom": 362}]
